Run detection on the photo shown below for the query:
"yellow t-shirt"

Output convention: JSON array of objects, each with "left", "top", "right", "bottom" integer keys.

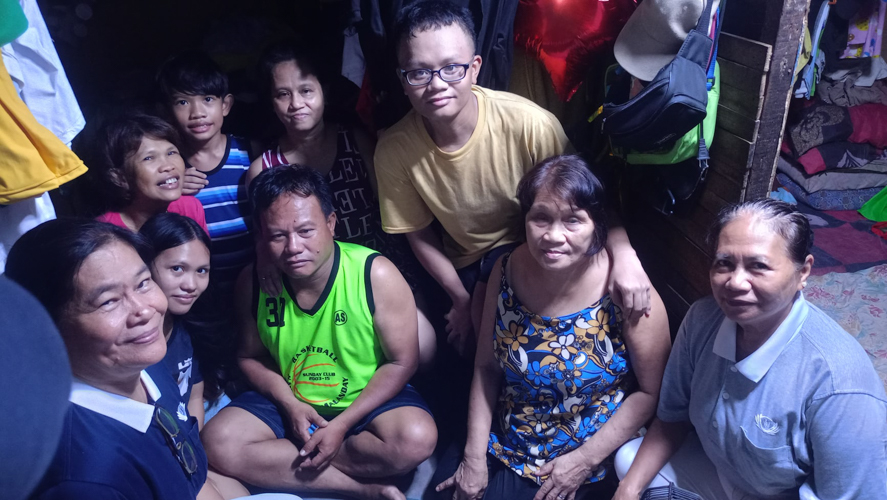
[
  {"left": 375, "top": 86, "right": 569, "bottom": 269},
  {"left": 0, "top": 59, "right": 86, "bottom": 204}
]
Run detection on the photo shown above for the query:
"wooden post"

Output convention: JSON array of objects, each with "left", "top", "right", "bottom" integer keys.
[{"left": 742, "top": 0, "right": 810, "bottom": 200}]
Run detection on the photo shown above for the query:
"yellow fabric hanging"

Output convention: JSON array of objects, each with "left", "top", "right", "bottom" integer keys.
[
  {"left": 0, "top": 58, "right": 86, "bottom": 204},
  {"left": 795, "top": 26, "right": 812, "bottom": 79}
]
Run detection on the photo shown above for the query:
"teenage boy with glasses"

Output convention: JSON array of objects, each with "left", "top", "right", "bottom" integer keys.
[{"left": 375, "top": 0, "right": 653, "bottom": 358}]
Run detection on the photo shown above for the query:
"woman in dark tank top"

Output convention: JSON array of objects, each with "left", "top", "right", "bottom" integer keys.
[{"left": 246, "top": 41, "right": 436, "bottom": 370}]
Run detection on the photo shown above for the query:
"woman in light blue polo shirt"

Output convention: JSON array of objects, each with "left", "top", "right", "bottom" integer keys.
[{"left": 613, "top": 199, "right": 887, "bottom": 500}]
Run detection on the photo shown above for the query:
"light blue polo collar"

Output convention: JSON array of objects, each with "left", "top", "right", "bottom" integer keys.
[{"left": 712, "top": 293, "right": 809, "bottom": 383}]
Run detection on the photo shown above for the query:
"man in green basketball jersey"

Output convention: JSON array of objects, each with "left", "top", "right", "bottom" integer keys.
[{"left": 202, "top": 166, "right": 436, "bottom": 500}]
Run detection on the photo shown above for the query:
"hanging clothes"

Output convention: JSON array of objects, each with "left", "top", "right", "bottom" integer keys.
[
  {"left": 842, "top": 0, "right": 886, "bottom": 59},
  {"left": 472, "top": 0, "right": 519, "bottom": 91},
  {"left": 0, "top": 58, "right": 86, "bottom": 205},
  {"left": 0, "top": 0, "right": 27, "bottom": 46},
  {"left": 0, "top": 0, "right": 86, "bottom": 272},
  {"left": 815, "top": 0, "right": 865, "bottom": 70},
  {"left": 0, "top": 191, "right": 54, "bottom": 273},
  {"left": 794, "top": 27, "right": 812, "bottom": 81},
  {"left": 342, "top": 25, "right": 366, "bottom": 89},
  {"left": 796, "top": 0, "right": 831, "bottom": 99},
  {"left": 1, "top": 0, "right": 86, "bottom": 145}
]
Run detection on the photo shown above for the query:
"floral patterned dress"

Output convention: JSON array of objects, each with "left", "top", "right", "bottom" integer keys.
[{"left": 488, "top": 253, "right": 630, "bottom": 484}]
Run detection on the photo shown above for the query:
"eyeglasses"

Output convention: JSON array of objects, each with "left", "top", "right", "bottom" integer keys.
[
  {"left": 400, "top": 63, "right": 471, "bottom": 86},
  {"left": 154, "top": 406, "right": 198, "bottom": 476}
]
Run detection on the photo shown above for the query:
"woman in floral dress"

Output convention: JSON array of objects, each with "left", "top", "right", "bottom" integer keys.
[{"left": 435, "top": 155, "right": 671, "bottom": 500}]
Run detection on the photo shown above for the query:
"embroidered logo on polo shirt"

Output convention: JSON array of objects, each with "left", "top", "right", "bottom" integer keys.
[
  {"left": 755, "top": 414, "right": 779, "bottom": 435},
  {"left": 177, "top": 402, "right": 188, "bottom": 422}
]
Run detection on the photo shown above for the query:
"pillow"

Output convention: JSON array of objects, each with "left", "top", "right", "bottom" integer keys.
[
  {"left": 796, "top": 141, "right": 883, "bottom": 175},
  {"left": 778, "top": 156, "right": 887, "bottom": 192},
  {"left": 786, "top": 104, "right": 852, "bottom": 157},
  {"left": 847, "top": 103, "right": 887, "bottom": 147},
  {"left": 786, "top": 103, "right": 887, "bottom": 157},
  {"left": 776, "top": 172, "right": 884, "bottom": 210}
]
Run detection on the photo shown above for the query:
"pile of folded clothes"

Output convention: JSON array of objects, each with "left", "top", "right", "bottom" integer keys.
[{"left": 778, "top": 102, "right": 887, "bottom": 210}]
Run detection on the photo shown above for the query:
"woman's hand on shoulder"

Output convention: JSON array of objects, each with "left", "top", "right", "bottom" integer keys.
[
  {"left": 532, "top": 448, "right": 598, "bottom": 500},
  {"left": 435, "top": 455, "right": 489, "bottom": 500}
]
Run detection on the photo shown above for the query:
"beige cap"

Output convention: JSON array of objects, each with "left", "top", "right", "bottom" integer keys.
[{"left": 614, "top": 0, "right": 717, "bottom": 82}]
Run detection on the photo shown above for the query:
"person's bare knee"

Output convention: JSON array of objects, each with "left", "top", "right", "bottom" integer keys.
[
  {"left": 202, "top": 407, "right": 276, "bottom": 476},
  {"left": 394, "top": 413, "right": 437, "bottom": 472},
  {"left": 376, "top": 408, "right": 437, "bottom": 474}
]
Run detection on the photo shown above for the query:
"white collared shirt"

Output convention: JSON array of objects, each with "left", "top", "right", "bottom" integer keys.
[
  {"left": 711, "top": 293, "right": 810, "bottom": 383},
  {"left": 69, "top": 370, "right": 161, "bottom": 433}
]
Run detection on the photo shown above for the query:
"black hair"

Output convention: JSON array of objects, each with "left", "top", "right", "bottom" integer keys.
[
  {"left": 156, "top": 50, "right": 229, "bottom": 101},
  {"left": 139, "top": 212, "right": 211, "bottom": 257},
  {"left": 708, "top": 198, "right": 814, "bottom": 266},
  {"left": 257, "top": 41, "right": 328, "bottom": 99},
  {"left": 393, "top": 0, "right": 477, "bottom": 56},
  {"left": 250, "top": 164, "right": 335, "bottom": 230},
  {"left": 93, "top": 113, "right": 182, "bottom": 211},
  {"left": 517, "top": 155, "right": 609, "bottom": 256},
  {"left": 5, "top": 219, "right": 153, "bottom": 321}
]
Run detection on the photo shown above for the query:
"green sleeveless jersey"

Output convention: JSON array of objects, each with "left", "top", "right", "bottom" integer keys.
[{"left": 255, "top": 242, "right": 384, "bottom": 415}]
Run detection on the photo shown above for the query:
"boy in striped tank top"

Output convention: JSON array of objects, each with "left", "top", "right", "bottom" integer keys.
[{"left": 158, "top": 51, "right": 255, "bottom": 291}]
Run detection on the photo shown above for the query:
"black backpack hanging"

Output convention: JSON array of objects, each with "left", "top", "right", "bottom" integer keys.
[{"left": 600, "top": 0, "right": 719, "bottom": 152}]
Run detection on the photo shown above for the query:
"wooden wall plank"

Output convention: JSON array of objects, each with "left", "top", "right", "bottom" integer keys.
[
  {"left": 717, "top": 59, "right": 766, "bottom": 98},
  {"left": 631, "top": 233, "right": 695, "bottom": 336},
  {"left": 710, "top": 130, "right": 752, "bottom": 183},
  {"left": 698, "top": 186, "right": 731, "bottom": 217},
  {"left": 723, "top": 0, "right": 789, "bottom": 47},
  {"left": 719, "top": 83, "right": 764, "bottom": 120},
  {"left": 743, "top": 0, "right": 810, "bottom": 200},
  {"left": 683, "top": 200, "right": 719, "bottom": 241},
  {"left": 716, "top": 104, "right": 759, "bottom": 141},
  {"left": 718, "top": 32, "right": 772, "bottom": 70},
  {"left": 656, "top": 282, "right": 691, "bottom": 337},
  {"left": 629, "top": 222, "right": 710, "bottom": 301},
  {"left": 703, "top": 169, "right": 743, "bottom": 203},
  {"left": 642, "top": 204, "right": 712, "bottom": 261},
  {"left": 632, "top": 243, "right": 703, "bottom": 306}
]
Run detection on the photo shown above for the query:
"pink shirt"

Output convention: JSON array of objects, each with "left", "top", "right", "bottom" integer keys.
[{"left": 96, "top": 196, "right": 208, "bottom": 233}]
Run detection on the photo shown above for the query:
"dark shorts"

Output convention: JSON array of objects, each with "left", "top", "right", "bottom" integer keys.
[
  {"left": 228, "top": 384, "right": 432, "bottom": 439},
  {"left": 456, "top": 243, "right": 519, "bottom": 295}
]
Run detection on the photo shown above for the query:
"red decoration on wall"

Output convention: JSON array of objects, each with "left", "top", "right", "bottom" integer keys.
[{"left": 514, "top": 0, "right": 637, "bottom": 101}]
